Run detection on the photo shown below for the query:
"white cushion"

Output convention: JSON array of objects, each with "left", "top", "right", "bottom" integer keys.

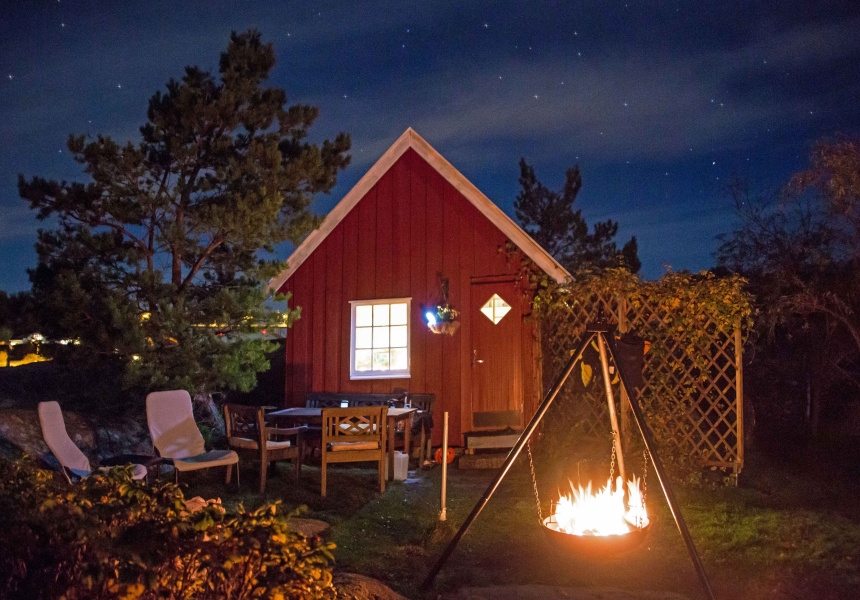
[
  {"left": 173, "top": 449, "right": 239, "bottom": 472},
  {"left": 328, "top": 441, "right": 380, "bottom": 452},
  {"left": 264, "top": 440, "right": 292, "bottom": 450},
  {"left": 229, "top": 437, "right": 292, "bottom": 450}
]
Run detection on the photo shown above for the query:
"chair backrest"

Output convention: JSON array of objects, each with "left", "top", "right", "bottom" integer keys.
[
  {"left": 38, "top": 401, "right": 91, "bottom": 476},
  {"left": 322, "top": 406, "right": 387, "bottom": 446},
  {"left": 305, "top": 393, "right": 344, "bottom": 408},
  {"left": 146, "top": 390, "right": 206, "bottom": 459},
  {"left": 408, "top": 394, "right": 435, "bottom": 413},
  {"left": 350, "top": 398, "right": 392, "bottom": 407},
  {"left": 223, "top": 404, "right": 264, "bottom": 449}
]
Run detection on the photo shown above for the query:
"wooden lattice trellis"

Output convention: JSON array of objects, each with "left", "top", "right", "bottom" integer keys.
[{"left": 540, "top": 291, "right": 744, "bottom": 474}]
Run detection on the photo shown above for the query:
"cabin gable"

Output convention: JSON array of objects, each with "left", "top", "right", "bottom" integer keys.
[{"left": 275, "top": 132, "right": 568, "bottom": 445}]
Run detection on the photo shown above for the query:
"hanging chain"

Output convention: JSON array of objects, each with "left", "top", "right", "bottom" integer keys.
[
  {"left": 642, "top": 448, "right": 649, "bottom": 508},
  {"left": 608, "top": 430, "right": 617, "bottom": 483},
  {"left": 526, "top": 441, "right": 543, "bottom": 524}
]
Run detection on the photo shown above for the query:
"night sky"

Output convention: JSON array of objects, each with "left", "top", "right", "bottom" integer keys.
[{"left": 2, "top": 1, "right": 859, "bottom": 293}]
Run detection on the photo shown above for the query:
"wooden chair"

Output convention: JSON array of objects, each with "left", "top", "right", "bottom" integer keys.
[
  {"left": 390, "top": 389, "right": 436, "bottom": 465},
  {"left": 320, "top": 406, "right": 387, "bottom": 497},
  {"left": 223, "top": 404, "right": 306, "bottom": 494}
]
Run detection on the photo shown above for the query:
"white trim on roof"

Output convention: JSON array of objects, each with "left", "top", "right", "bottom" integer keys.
[{"left": 267, "top": 128, "right": 571, "bottom": 293}]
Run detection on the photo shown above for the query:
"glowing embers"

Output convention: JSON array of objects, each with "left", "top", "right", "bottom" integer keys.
[{"left": 480, "top": 293, "right": 511, "bottom": 324}]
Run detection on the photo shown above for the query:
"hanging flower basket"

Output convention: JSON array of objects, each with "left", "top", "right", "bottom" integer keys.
[
  {"left": 426, "top": 277, "right": 460, "bottom": 335},
  {"left": 426, "top": 304, "right": 460, "bottom": 335},
  {"left": 428, "top": 319, "right": 460, "bottom": 336}
]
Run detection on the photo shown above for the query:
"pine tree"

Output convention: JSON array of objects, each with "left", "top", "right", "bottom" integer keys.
[
  {"left": 514, "top": 159, "right": 640, "bottom": 275},
  {"left": 18, "top": 30, "right": 350, "bottom": 399}
]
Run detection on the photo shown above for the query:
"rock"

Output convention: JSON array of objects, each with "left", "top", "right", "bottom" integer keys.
[
  {"left": 0, "top": 408, "right": 57, "bottom": 458},
  {"left": 446, "top": 586, "right": 689, "bottom": 600},
  {"left": 182, "top": 496, "right": 225, "bottom": 515},
  {"left": 0, "top": 408, "right": 153, "bottom": 465},
  {"left": 288, "top": 517, "right": 330, "bottom": 537},
  {"left": 334, "top": 572, "right": 410, "bottom": 600}
]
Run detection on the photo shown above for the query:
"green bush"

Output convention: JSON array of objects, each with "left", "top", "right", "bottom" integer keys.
[{"left": 0, "top": 458, "right": 335, "bottom": 599}]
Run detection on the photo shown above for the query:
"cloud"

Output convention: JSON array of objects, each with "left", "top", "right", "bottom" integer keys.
[
  {"left": 0, "top": 204, "right": 43, "bottom": 242},
  {"left": 324, "top": 15, "right": 860, "bottom": 171}
]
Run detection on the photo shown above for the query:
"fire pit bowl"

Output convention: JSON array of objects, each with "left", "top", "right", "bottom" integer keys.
[{"left": 541, "top": 516, "right": 651, "bottom": 557}]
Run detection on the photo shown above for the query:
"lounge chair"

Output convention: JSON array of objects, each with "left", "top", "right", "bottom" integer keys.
[
  {"left": 37, "top": 401, "right": 148, "bottom": 483},
  {"left": 146, "top": 390, "right": 239, "bottom": 485}
]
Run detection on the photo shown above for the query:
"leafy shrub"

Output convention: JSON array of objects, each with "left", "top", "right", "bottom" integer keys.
[{"left": 0, "top": 457, "right": 335, "bottom": 599}]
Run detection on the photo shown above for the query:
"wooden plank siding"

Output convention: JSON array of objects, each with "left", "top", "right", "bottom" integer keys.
[{"left": 279, "top": 149, "right": 538, "bottom": 446}]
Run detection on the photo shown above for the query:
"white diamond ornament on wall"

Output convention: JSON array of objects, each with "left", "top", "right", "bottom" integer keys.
[{"left": 480, "top": 293, "right": 511, "bottom": 324}]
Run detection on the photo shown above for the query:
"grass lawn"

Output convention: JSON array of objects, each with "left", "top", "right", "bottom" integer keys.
[{"left": 183, "top": 451, "right": 860, "bottom": 600}]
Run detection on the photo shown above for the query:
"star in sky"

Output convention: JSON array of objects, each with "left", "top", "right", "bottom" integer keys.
[{"left": 0, "top": 0, "right": 856, "bottom": 293}]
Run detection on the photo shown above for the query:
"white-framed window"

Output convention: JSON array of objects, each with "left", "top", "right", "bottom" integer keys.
[{"left": 349, "top": 298, "right": 411, "bottom": 380}]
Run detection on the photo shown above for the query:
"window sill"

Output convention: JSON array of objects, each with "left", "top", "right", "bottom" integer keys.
[{"left": 350, "top": 372, "right": 411, "bottom": 381}]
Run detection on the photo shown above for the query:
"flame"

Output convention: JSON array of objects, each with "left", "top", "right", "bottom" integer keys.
[{"left": 548, "top": 476, "right": 648, "bottom": 536}]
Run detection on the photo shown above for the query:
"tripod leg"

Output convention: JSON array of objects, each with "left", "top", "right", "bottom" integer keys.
[
  {"left": 421, "top": 332, "right": 595, "bottom": 590},
  {"left": 605, "top": 335, "right": 717, "bottom": 600}
]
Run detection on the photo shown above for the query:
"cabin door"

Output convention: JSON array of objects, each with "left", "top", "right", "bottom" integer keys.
[{"left": 469, "top": 279, "right": 523, "bottom": 430}]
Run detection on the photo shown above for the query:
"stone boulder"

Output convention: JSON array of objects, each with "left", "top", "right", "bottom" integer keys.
[
  {"left": 446, "top": 586, "right": 689, "bottom": 600},
  {"left": 334, "top": 573, "right": 410, "bottom": 600},
  {"left": 288, "top": 517, "right": 330, "bottom": 537},
  {"left": 0, "top": 407, "right": 152, "bottom": 465}
]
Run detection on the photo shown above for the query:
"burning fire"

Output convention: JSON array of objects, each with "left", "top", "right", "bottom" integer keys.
[{"left": 547, "top": 475, "right": 648, "bottom": 536}]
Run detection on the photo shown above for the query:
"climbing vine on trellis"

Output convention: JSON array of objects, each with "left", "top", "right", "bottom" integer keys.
[{"left": 525, "top": 264, "right": 754, "bottom": 480}]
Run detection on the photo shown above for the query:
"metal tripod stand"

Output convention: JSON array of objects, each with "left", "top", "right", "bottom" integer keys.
[{"left": 421, "top": 320, "right": 717, "bottom": 600}]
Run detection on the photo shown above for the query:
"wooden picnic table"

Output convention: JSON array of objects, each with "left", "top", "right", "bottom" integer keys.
[{"left": 268, "top": 406, "right": 418, "bottom": 481}]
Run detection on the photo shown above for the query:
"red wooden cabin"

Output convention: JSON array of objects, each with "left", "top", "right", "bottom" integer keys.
[{"left": 269, "top": 129, "right": 570, "bottom": 446}]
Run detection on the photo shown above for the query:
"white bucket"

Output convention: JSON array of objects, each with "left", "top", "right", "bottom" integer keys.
[{"left": 385, "top": 451, "right": 409, "bottom": 481}]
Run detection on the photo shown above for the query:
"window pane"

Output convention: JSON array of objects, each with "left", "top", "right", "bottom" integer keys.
[
  {"left": 355, "top": 305, "right": 373, "bottom": 327},
  {"left": 355, "top": 327, "right": 372, "bottom": 349},
  {"left": 390, "top": 347, "right": 408, "bottom": 371},
  {"left": 481, "top": 294, "right": 511, "bottom": 324},
  {"left": 390, "top": 325, "right": 407, "bottom": 347},
  {"left": 372, "top": 350, "right": 390, "bottom": 371},
  {"left": 390, "top": 303, "right": 408, "bottom": 325},
  {"left": 373, "top": 304, "right": 390, "bottom": 326},
  {"left": 372, "top": 326, "right": 389, "bottom": 348},
  {"left": 480, "top": 305, "right": 494, "bottom": 321},
  {"left": 351, "top": 299, "right": 411, "bottom": 379},
  {"left": 355, "top": 349, "right": 372, "bottom": 371}
]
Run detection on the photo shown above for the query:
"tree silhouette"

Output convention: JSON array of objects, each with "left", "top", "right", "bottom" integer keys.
[
  {"left": 514, "top": 159, "right": 639, "bottom": 275},
  {"left": 18, "top": 30, "right": 350, "bottom": 399},
  {"left": 717, "top": 136, "right": 860, "bottom": 437}
]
